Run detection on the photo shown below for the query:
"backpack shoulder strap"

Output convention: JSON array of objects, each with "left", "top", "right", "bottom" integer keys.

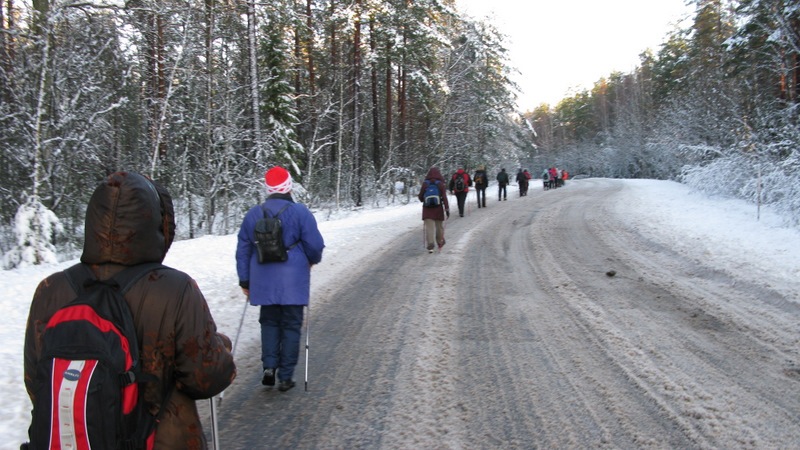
[
  {"left": 261, "top": 202, "right": 292, "bottom": 219},
  {"left": 63, "top": 263, "right": 95, "bottom": 295},
  {"left": 64, "top": 262, "right": 168, "bottom": 296},
  {"left": 113, "top": 262, "right": 169, "bottom": 295},
  {"left": 276, "top": 203, "right": 292, "bottom": 217},
  {"left": 276, "top": 203, "right": 298, "bottom": 249}
]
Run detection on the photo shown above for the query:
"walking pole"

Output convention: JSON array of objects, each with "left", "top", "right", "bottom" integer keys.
[
  {"left": 231, "top": 297, "right": 249, "bottom": 357},
  {"left": 209, "top": 297, "right": 247, "bottom": 450},
  {"left": 219, "top": 297, "right": 249, "bottom": 404},
  {"left": 209, "top": 397, "right": 220, "bottom": 450},
  {"left": 438, "top": 210, "right": 447, "bottom": 253},
  {"left": 304, "top": 305, "right": 310, "bottom": 392}
]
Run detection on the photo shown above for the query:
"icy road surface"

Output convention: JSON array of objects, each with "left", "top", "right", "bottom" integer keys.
[{"left": 212, "top": 178, "right": 800, "bottom": 449}]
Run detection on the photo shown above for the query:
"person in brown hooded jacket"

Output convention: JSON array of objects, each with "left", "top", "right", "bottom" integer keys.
[
  {"left": 418, "top": 167, "right": 450, "bottom": 253},
  {"left": 24, "top": 171, "right": 236, "bottom": 449}
]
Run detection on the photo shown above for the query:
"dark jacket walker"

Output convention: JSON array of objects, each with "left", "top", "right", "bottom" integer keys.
[
  {"left": 496, "top": 168, "right": 510, "bottom": 200},
  {"left": 448, "top": 169, "right": 472, "bottom": 217},
  {"left": 473, "top": 167, "right": 488, "bottom": 208},
  {"left": 516, "top": 169, "right": 529, "bottom": 196}
]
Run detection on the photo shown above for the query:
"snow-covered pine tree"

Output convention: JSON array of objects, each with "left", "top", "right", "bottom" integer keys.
[{"left": 3, "top": 195, "right": 63, "bottom": 269}]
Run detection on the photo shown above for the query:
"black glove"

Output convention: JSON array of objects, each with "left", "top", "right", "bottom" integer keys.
[{"left": 446, "top": 209, "right": 450, "bottom": 218}]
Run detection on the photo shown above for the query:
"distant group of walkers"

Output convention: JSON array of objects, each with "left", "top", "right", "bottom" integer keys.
[
  {"left": 542, "top": 166, "right": 568, "bottom": 190},
  {"left": 418, "top": 164, "right": 566, "bottom": 253}
]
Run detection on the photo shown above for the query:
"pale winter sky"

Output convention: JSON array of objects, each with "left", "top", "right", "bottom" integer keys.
[{"left": 455, "top": 0, "right": 694, "bottom": 109}]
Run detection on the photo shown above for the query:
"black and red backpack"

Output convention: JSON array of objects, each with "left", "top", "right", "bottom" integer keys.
[
  {"left": 26, "top": 263, "right": 165, "bottom": 450},
  {"left": 452, "top": 173, "right": 467, "bottom": 192}
]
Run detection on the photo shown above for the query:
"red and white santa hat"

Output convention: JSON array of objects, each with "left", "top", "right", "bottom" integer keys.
[{"left": 264, "top": 166, "right": 293, "bottom": 194}]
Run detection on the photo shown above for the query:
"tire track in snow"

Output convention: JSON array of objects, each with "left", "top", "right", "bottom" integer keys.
[{"left": 445, "top": 189, "right": 699, "bottom": 448}]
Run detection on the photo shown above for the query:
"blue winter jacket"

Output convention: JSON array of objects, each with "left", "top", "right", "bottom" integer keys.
[{"left": 236, "top": 194, "right": 325, "bottom": 306}]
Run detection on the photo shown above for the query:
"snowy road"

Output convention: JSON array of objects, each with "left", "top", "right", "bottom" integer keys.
[{"left": 214, "top": 179, "right": 800, "bottom": 449}]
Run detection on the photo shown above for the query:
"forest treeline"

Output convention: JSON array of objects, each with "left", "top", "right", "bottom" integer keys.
[
  {"left": 1, "top": 0, "right": 798, "bottom": 268},
  {"left": 526, "top": 0, "right": 800, "bottom": 225}
]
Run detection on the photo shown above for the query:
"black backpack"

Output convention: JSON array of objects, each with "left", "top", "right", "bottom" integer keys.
[
  {"left": 26, "top": 263, "right": 163, "bottom": 450},
  {"left": 254, "top": 203, "right": 294, "bottom": 263},
  {"left": 422, "top": 180, "right": 442, "bottom": 207},
  {"left": 453, "top": 174, "right": 466, "bottom": 192}
]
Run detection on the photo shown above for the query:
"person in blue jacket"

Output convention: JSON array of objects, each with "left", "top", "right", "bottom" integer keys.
[{"left": 236, "top": 166, "right": 325, "bottom": 392}]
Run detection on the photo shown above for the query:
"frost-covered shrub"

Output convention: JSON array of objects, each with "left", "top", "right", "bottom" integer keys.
[
  {"left": 681, "top": 144, "right": 800, "bottom": 227},
  {"left": 740, "top": 154, "right": 800, "bottom": 226},
  {"left": 679, "top": 153, "right": 753, "bottom": 198},
  {"left": 2, "top": 196, "right": 64, "bottom": 269}
]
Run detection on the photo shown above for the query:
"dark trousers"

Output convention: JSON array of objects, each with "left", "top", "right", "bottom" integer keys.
[
  {"left": 475, "top": 187, "right": 486, "bottom": 207},
  {"left": 259, "top": 305, "right": 304, "bottom": 381},
  {"left": 498, "top": 185, "right": 507, "bottom": 200},
  {"left": 454, "top": 192, "right": 467, "bottom": 216}
]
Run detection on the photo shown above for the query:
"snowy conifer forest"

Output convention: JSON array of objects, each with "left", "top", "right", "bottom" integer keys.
[{"left": 1, "top": 0, "right": 799, "bottom": 268}]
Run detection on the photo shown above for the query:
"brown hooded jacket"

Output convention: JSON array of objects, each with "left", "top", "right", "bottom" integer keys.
[{"left": 24, "top": 172, "right": 236, "bottom": 449}]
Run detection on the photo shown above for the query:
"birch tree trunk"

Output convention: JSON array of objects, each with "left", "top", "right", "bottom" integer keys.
[
  {"left": 336, "top": 78, "right": 344, "bottom": 209},
  {"left": 248, "top": 1, "right": 265, "bottom": 162},
  {"left": 31, "top": 0, "right": 51, "bottom": 199}
]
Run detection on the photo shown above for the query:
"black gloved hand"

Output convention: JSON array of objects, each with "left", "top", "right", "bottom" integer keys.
[{"left": 446, "top": 209, "right": 450, "bottom": 218}]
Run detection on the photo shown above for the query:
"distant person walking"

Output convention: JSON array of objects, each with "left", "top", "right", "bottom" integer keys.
[
  {"left": 515, "top": 168, "right": 529, "bottom": 197},
  {"left": 236, "top": 166, "right": 325, "bottom": 392},
  {"left": 418, "top": 167, "right": 450, "bottom": 253},
  {"left": 496, "top": 168, "right": 510, "bottom": 201},
  {"left": 542, "top": 168, "right": 551, "bottom": 190},
  {"left": 473, "top": 165, "right": 488, "bottom": 208},
  {"left": 448, "top": 167, "right": 472, "bottom": 217},
  {"left": 548, "top": 167, "right": 559, "bottom": 189}
]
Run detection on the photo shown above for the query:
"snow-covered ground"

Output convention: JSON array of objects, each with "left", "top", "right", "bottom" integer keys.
[{"left": 2, "top": 178, "right": 799, "bottom": 448}]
